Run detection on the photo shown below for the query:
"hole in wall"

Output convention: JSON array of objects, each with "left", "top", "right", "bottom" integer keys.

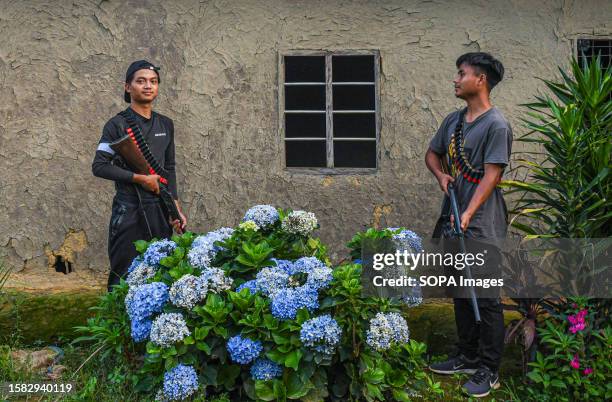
[{"left": 54, "top": 256, "right": 72, "bottom": 274}]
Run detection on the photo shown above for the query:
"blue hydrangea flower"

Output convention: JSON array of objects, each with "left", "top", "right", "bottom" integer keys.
[
  {"left": 125, "top": 282, "right": 169, "bottom": 322},
  {"left": 250, "top": 358, "right": 283, "bottom": 380},
  {"left": 162, "top": 364, "right": 199, "bottom": 401},
  {"left": 187, "top": 245, "right": 212, "bottom": 270},
  {"left": 169, "top": 274, "right": 207, "bottom": 309},
  {"left": 143, "top": 239, "right": 177, "bottom": 266},
  {"left": 236, "top": 280, "right": 258, "bottom": 294},
  {"left": 270, "top": 258, "right": 297, "bottom": 275},
  {"left": 150, "top": 313, "right": 191, "bottom": 348},
  {"left": 292, "top": 256, "right": 326, "bottom": 274},
  {"left": 366, "top": 312, "right": 410, "bottom": 351},
  {"left": 200, "top": 267, "right": 233, "bottom": 293},
  {"left": 300, "top": 315, "right": 342, "bottom": 355},
  {"left": 187, "top": 228, "right": 234, "bottom": 269},
  {"left": 127, "top": 256, "right": 143, "bottom": 274},
  {"left": 305, "top": 264, "right": 333, "bottom": 290},
  {"left": 243, "top": 205, "right": 279, "bottom": 228},
  {"left": 255, "top": 266, "right": 289, "bottom": 296},
  {"left": 126, "top": 262, "right": 157, "bottom": 287},
  {"left": 388, "top": 227, "right": 423, "bottom": 252},
  {"left": 227, "top": 335, "right": 263, "bottom": 364},
  {"left": 270, "top": 286, "right": 319, "bottom": 320},
  {"left": 130, "top": 318, "right": 152, "bottom": 342}
]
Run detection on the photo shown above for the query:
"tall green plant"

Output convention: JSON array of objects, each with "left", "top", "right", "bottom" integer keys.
[{"left": 502, "top": 56, "right": 611, "bottom": 238}]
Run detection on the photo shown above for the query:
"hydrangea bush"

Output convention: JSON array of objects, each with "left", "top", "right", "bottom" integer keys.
[{"left": 84, "top": 206, "right": 439, "bottom": 401}]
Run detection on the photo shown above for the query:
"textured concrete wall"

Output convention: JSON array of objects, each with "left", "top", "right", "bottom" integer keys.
[{"left": 1, "top": 0, "right": 610, "bottom": 290}]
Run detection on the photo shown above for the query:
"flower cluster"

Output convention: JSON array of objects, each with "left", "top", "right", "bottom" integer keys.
[
  {"left": 150, "top": 313, "right": 191, "bottom": 348},
  {"left": 161, "top": 364, "right": 199, "bottom": 401},
  {"left": 124, "top": 279, "right": 168, "bottom": 342},
  {"left": 239, "top": 220, "right": 260, "bottom": 231},
  {"left": 126, "top": 262, "right": 157, "bottom": 287},
  {"left": 143, "top": 239, "right": 177, "bottom": 266},
  {"left": 250, "top": 358, "right": 283, "bottom": 380},
  {"left": 236, "top": 280, "right": 258, "bottom": 294},
  {"left": 366, "top": 312, "right": 410, "bottom": 351},
  {"left": 300, "top": 315, "right": 342, "bottom": 355},
  {"left": 200, "top": 267, "right": 233, "bottom": 293},
  {"left": 187, "top": 227, "right": 234, "bottom": 268},
  {"left": 255, "top": 267, "right": 289, "bottom": 296},
  {"left": 281, "top": 210, "right": 318, "bottom": 236},
  {"left": 243, "top": 205, "right": 279, "bottom": 228},
  {"left": 227, "top": 335, "right": 263, "bottom": 364},
  {"left": 169, "top": 274, "right": 207, "bottom": 309},
  {"left": 270, "top": 286, "right": 319, "bottom": 320},
  {"left": 125, "top": 283, "right": 169, "bottom": 323},
  {"left": 127, "top": 257, "right": 144, "bottom": 274},
  {"left": 568, "top": 309, "right": 587, "bottom": 334},
  {"left": 389, "top": 227, "right": 423, "bottom": 252}
]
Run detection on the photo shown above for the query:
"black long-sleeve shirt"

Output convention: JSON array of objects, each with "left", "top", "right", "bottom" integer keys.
[{"left": 92, "top": 108, "right": 178, "bottom": 200}]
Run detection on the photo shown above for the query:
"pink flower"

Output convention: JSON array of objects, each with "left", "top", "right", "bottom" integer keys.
[
  {"left": 583, "top": 367, "right": 593, "bottom": 375},
  {"left": 570, "top": 322, "right": 586, "bottom": 334},
  {"left": 577, "top": 309, "right": 588, "bottom": 319},
  {"left": 570, "top": 354, "right": 580, "bottom": 370}
]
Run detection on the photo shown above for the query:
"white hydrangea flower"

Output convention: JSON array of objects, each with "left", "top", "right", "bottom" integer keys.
[
  {"left": 169, "top": 274, "right": 208, "bottom": 309},
  {"left": 200, "top": 267, "right": 233, "bottom": 293},
  {"left": 365, "top": 312, "right": 410, "bottom": 351},
  {"left": 281, "top": 211, "right": 318, "bottom": 236},
  {"left": 126, "top": 263, "right": 157, "bottom": 287},
  {"left": 150, "top": 313, "right": 191, "bottom": 348}
]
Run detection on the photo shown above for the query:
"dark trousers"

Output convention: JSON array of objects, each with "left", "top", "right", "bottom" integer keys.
[
  {"left": 107, "top": 192, "right": 172, "bottom": 291},
  {"left": 444, "top": 238, "right": 505, "bottom": 372}
]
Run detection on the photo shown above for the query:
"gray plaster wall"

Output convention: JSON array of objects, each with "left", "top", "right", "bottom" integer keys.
[{"left": 0, "top": 0, "right": 610, "bottom": 290}]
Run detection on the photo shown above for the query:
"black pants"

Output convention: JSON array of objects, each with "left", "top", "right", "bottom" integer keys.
[
  {"left": 444, "top": 239, "right": 505, "bottom": 372},
  {"left": 107, "top": 192, "right": 172, "bottom": 291}
]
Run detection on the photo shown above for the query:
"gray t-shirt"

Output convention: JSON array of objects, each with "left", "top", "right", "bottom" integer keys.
[{"left": 429, "top": 107, "right": 513, "bottom": 241}]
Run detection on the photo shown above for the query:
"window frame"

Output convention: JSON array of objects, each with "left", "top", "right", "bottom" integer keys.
[{"left": 278, "top": 50, "right": 381, "bottom": 175}]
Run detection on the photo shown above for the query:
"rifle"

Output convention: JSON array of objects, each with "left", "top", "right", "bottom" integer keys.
[
  {"left": 110, "top": 111, "right": 184, "bottom": 232},
  {"left": 448, "top": 183, "right": 481, "bottom": 322},
  {"left": 431, "top": 153, "right": 481, "bottom": 322}
]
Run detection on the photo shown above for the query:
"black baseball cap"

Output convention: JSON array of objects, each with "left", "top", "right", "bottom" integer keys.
[{"left": 124, "top": 60, "right": 161, "bottom": 103}]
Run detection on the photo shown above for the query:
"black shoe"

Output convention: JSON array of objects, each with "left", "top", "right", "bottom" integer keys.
[
  {"left": 462, "top": 366, "right": 500, "bottom": 398},
  {"left": 428, "top": 354, "right": 479, "bottom": 375}
]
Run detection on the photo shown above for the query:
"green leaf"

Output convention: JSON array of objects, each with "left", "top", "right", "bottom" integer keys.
[
  {"left": 194, "top": 326, "right": 210, "bottom": 340},
  {"left": 285, "top": 349, "right": 303, "bottom": 370},
  {"left": 196, "top": 342, "right": 211, "bottom": 354},
  {"left": 362, "top": 368, "right": 385, "bottom": 384},
  {"left": 287, "top": 371, "right": 312, "bottom": 399},
  {"left": 134, "top": 240, "right": 149, "bottom": 254},
  {"left": 255, "top": 380, "right": 276, "bottom": 401}
]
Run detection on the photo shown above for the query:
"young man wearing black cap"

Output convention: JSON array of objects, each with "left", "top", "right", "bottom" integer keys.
[
  {"left": 425, "top": 52, "right": 512, "bottom": 397},
  {"left": 92, "top": 60, "right": 187, "bottom": 291}
]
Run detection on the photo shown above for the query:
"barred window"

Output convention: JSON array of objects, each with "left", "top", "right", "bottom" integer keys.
[
  {"left": 577, "top": 38, "right": 612, "bottom": 70},
  {"left": 577, "top": 39, "right": 611, "bottom": 101},
  {"left": 280, "top": 51, "right": 380, "bottom": 171}
]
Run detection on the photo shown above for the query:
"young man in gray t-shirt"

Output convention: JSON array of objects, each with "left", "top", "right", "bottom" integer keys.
[{"left": 425, "top": 52, "right": 512, "bottom": 398}]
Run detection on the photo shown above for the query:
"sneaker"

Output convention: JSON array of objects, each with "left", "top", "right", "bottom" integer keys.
[
  {"left": 428, "top": 354, "right": 479, "bottom": 375},
  {"left": 462, "top": 366, "right": 500, "bottom": 398}
]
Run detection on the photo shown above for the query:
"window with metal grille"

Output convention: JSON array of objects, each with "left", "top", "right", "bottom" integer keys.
[
  {"left": 577, "top": 39, "right": 612, "bottom": 70},
  {"left": 280, "top": 52, "right": 379, "bottom": 170},
  {"left": 577, "top": 39, "right": 611, "bottom": 101}
]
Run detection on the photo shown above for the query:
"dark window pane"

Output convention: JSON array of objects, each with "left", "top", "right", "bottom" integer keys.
[
  {"left": 285, "top": 56, "right": 325, "bottom": 82},
  {"left": 332, "top": 55, "right": 375, "bottom": 82},
  {"left": 286, "top": 140, "right": 326, "bottom": 167},
  {"left": 334, "top": 141, "right": 376, "bottom": 168},
  {"left": 285, "top": 85, "right": 325, "bottom": 110},
  {"left": 333, "top": 113, "right": 375, "bottom": 138},
  {"left": 333, "top": 85, "right": 375, "bottom": 110},
  {"left": 286, "top": 114, "right": 326, "bottom": 138}
]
